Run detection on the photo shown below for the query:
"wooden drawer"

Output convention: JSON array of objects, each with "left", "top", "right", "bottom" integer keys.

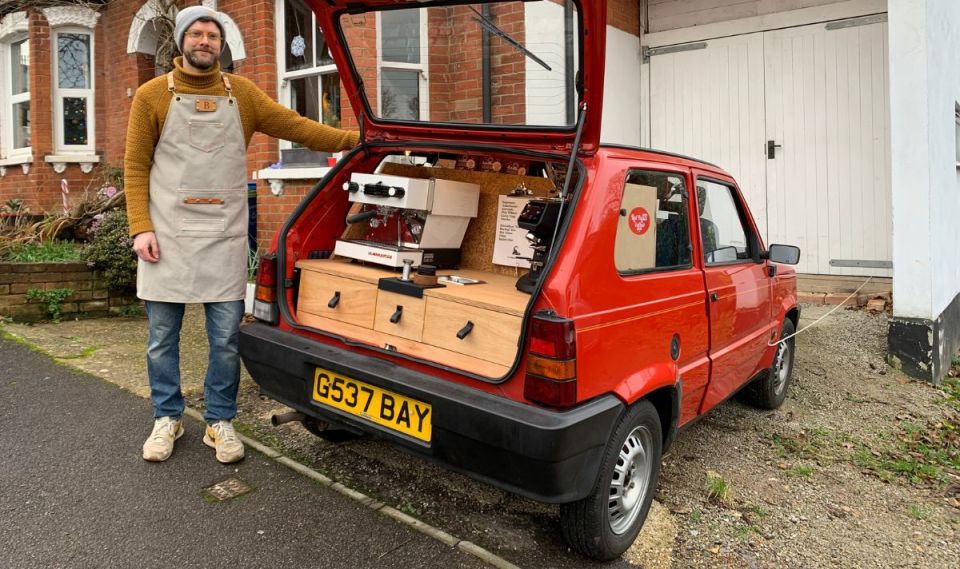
[
  {"left": 422, "top": 298, "right": 522, "bottom": 366},
  {"left": 374, "top": 291, "right": 426, "bottom": 341},
  {"left": 298, "top": 270, "right": 376, "bottom": 328}
]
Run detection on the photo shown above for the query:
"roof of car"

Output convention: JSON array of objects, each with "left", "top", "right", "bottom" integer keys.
[{"left": 600, "top": 144, "right": 723, "bottom": 171}]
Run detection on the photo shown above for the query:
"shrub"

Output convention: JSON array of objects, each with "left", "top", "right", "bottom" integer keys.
[{"left": 84, "top": 209, "right": 137, "bottom": 291}]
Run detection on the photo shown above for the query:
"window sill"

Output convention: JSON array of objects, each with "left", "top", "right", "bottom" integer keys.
[
  {"left": 44, "top": 154, "right": 101, "bottom": 174},
  {"left": 257, "top": 166, "right": 331, "bottom": 180},
  {"left": 0, "top": 155, "right": 33, "bottom": 167},
  {"left": 0, "top": 155, "right": 33, "bottom": 176},
  {"left": 256, "top": 166, "right": 332, "bottom": 196}
]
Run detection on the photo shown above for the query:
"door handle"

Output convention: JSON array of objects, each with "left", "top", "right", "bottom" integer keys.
[
  {"left": 456, "top": 321, "right": 475, "bottom": 340},
  {"left": 710, "top": 292, "right": 719, "bottom": 302},
  {"left": 767, "top": 140, "right": 782, "bottom": 159},
  {"left": 390, "top": 305, "right": 403, "bottom": 324},
  {"left": 328, "top": 291, "right": 340, "bottom": 309}
]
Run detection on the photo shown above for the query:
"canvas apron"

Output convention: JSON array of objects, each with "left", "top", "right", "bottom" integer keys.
[{"left": 137, "top": 73, "right": 248, "bottom": 303}]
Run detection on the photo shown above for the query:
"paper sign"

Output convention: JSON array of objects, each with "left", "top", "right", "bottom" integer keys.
[{"left": 494, "top": 195, "right": 534, "bottom": 268}]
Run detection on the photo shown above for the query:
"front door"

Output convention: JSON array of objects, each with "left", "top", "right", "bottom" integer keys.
[{"left": 694, "top": 174, "right": 775, "bottom": 414}]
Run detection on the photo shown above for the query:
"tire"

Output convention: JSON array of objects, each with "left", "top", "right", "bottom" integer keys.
[
  {"left": 560, "top": 399, "right": 662, "bottom": 561},
  {"left": 741, "top": 318, "right": 796, "bottom": 410},
  {"left": 301, "top": 418, "right": 361, "bottom": 443}
]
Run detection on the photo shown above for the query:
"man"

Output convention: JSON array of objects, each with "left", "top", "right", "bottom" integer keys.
[{"left": 125, "top": 6, "right": 358, "bottom": 464}]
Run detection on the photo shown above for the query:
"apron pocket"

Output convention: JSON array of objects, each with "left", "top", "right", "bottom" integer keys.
[
  {"left": 176, "top": 188, "right": 247, "bottom": 238},
  {"left": 180, "top": 218, "right": 226, "bottom": 233},
  {"left": 188, "top": 121, "right": 225, "bottom": 153}
]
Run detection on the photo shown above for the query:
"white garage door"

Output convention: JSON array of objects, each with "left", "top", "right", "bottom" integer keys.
[{"left": 648, "top": 17, "right": 892, "bottom": 276}]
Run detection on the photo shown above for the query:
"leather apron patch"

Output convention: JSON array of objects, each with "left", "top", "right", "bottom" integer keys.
[
  {"left": 196, "top": 99, "right": 218, "bottom": 112},
  {"left": 183, "top": 197, "right": 225, "bottom": 205}
]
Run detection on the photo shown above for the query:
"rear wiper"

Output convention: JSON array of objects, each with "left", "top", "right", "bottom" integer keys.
[{"left": 469, "top": 6, "right": 552, "bottom": 71}]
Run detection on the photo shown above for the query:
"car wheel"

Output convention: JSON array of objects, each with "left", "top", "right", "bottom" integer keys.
[
  {"left": 301, "top": 418, "right": 361, "bottom": 443},
  {"left": 560, "top": 399, "right": 662, "bottom": 561},
  {"left": 742, "top": 318, "right": 796, "bottom": 410}
]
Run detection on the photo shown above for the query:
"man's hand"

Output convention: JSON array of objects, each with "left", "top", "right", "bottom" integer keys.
[{"left": 133, "top": 231, "right": 161, "bottom": 263}]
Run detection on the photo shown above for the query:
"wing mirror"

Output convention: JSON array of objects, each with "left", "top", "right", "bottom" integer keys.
[{"left": 763, "top": 244, "right": 801, "bottom": 265}]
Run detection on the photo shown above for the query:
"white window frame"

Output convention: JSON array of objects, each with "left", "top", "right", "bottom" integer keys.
[
  {"left": 52, "top": 26, "right": 95, "bottom": 154},
  {"left": 0, "top": 32, "right": 31, "bottom": 160},
  {"left": 275, "top": 0, "right": 341, "bottom": 153},
  {"left": 375, "top": 9, "right": 429, "bottom": 120}
]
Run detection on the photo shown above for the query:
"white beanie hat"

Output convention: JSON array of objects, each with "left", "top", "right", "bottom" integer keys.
[{"left": 175, "top": 6, "right": 226, "bottom": 52}]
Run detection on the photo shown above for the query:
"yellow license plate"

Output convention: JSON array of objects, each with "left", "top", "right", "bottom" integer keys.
[{"left": 312, "top": 368, "right": 432, "bottom": 442}]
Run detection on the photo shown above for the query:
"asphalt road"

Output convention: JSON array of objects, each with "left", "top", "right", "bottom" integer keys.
[{"left": 0, "top": 338, "right": 489, "bottom": 569}]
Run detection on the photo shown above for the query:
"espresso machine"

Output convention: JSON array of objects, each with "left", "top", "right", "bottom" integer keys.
[{"left": 334, "top": 173, "right": 480, "bottom": 269}]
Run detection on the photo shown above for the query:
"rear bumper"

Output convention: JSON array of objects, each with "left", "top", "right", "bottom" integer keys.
[{"left": 239, "top": 322, "right": 623, "bottom": 503}]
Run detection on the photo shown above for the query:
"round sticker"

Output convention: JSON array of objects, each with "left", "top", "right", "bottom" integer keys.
[{"left": 628, "top": 207, "right": 651, "bottom": 235}]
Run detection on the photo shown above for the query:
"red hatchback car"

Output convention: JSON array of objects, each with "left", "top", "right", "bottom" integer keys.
[{"left": 241, "top": 0, "right": 801, "bottom": 560}]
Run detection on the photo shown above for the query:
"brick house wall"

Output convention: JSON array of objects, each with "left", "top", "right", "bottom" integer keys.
[
  {"left": 0, "top": 0, "right": 280, "bottom": 217},
  {"left": 0, "top": 0, "right": 639, "bottom": 249}
]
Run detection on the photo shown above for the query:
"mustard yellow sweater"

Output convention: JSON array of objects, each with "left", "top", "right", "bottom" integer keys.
[{"left": 124, "top": 57, "right": 360, "bottom": 236}]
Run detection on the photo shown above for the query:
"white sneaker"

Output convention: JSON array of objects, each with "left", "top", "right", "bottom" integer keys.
[
  {"left": 203, "top": 420, "right": 245, "bottom": 464},
  {"left": 142, "top": 416, "right": 184, "bottom": 462}
]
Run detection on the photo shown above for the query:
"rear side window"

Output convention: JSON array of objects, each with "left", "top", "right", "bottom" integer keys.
[
  {"left": 696, "top": 179, "right": 752, "bottom": 264},
  {"left": 614, "top": 170, "right": 691, "bottom": 274}
]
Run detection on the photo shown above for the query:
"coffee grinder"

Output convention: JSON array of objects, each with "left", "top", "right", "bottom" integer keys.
[{"left": 515, "top": 198, "right": 565, "bottom": 293}]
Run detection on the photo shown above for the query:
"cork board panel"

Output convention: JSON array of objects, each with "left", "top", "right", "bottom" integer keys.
[
  {"left": 376, "top": 163, "right": 558, "bottom": 275},
  {"left": 614, "top": 183, "right": 658, "bottom": 271}
]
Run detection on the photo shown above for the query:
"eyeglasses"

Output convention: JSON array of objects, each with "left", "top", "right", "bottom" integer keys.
[{"left": 184, "top": 30, "right": 222, "bottom": 43}]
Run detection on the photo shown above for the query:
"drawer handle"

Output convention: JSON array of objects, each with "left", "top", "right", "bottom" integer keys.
[
  {"left": 456, "top": 321, "right": 474, "bottom": 340},
  {"left": 390, "top": 305, "right": 403, "bottom": 324},
  {"left": 328, "top": 291, "right": 341, "bottom": 309}
]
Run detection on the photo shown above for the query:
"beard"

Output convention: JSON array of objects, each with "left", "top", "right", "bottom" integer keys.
[{"left": 184, "top": 47, "right": 218, "bottom": 71}]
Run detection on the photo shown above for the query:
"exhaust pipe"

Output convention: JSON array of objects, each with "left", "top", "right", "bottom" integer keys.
[{"left": 271, "top": 411, "right": 305, "bottom": 426}]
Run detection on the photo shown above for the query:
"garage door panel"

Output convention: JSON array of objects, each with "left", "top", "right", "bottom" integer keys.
[
  {"left": 649, "top": 35, "right": 768, "bottom": 239},
  {"left": 766, "top": 21, "right": 891, "bottom": 277}
]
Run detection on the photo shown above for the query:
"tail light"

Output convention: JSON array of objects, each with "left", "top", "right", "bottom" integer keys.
[
  {"left": 523, "top": 312, "right": 577, "bottom": 407},
  {"left": 252, "top": 254, "right": 278, "bottom": 324}
]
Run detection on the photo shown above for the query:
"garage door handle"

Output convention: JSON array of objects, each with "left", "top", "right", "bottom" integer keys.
[
  {"left": 390, "top": 306, "right": 403, "bottom": 324},
  {"left": 328, "top": 291, "right": 341, "bottom": 309},
  {"left": 767, "top": 140, "right": 782, "bottom": 159},
  {"left": 456, "top": 321, "right": 475, "bottom": 340}
]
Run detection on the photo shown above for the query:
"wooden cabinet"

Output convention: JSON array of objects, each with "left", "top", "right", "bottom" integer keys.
[
  {"left": 298, "top": 269, "right": 376, "bottom": 328},
  {"left": 421, "top": 298, "right": 522, "bottom": 366},
  {"left": 295, "top": 259, "right": 529, "bottom": 376},
  {"left": 374, "top": 290, "right": 426, "bottom": 341}
]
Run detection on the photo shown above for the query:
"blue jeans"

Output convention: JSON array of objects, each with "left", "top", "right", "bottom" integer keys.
[{"left": 145, "top": 300, "right": 244, "bottom": 423}]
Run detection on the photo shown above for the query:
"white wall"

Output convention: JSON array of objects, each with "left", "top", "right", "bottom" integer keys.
[
  {"left": 524, "top": 1, "right": 577, "bottom": 126},
  {"left": 600, "top": 25, "right": 642, "bottom": 147},
  {"left": 647, "top": 0, "right": 854, "bottom": 33},
  {"left": 889, "top": 0, "right": 960, "bottom": 319}
]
